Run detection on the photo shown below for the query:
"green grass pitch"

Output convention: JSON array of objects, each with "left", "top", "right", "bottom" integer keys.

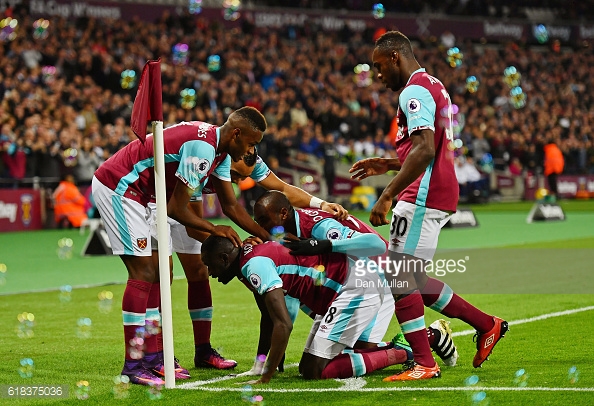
[{"left": 1, "top": 200, "right": 593, "bottom": 404}]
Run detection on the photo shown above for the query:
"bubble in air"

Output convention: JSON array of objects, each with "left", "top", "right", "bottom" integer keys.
[
  {"left": 513, "top": 368, "right": 529, "bottom": 387},
  {"left": 18, "top": 358, "right": 35, "bottom": 378},
  {"left": 75, "top": 380, "right": 90, "bottom": 400},
  {"left": 59, "top": 285, "right": 72, "bottom": 303},
  {"left": 76, "top": 317, "right": 92, "bottom": 339},
  {"left": 112, "top": 375, "right": 131, "bottom": 399}
]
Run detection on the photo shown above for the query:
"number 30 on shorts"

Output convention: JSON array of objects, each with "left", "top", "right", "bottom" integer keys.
[{"left": 390, "top": 215, "right": 408, "bottom": 238}]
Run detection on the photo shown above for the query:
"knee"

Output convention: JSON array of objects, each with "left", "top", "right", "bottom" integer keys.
[{"left": 185, "top": 263, "right": 209, "bottom": 282}]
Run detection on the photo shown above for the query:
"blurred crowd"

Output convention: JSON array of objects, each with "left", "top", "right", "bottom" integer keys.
[{"left": 1, "top": 5, "right": 594, "bottom": 191}]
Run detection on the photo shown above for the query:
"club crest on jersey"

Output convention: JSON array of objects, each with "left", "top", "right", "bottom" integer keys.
[
  {"left": 249, "top": 274, "right": 261, "bottom": 289},
  {"left": 407, "top": 98, "right": 421, "bottom": 113},
  {"left": 326, "top": 228, "right": 341, "bottom": 240},
  {"left": 137, "top": 238, "right": 148, "bottom": 250}
]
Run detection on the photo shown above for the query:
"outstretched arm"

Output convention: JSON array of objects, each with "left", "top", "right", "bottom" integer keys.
[
  {"left": 258, "top": 171, "right": 348, "bottom": 220},
  {"left": 259, "top": 288, "right": 293, "bottom": 383}
]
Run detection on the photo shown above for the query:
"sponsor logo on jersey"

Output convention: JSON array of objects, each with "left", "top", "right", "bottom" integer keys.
[{"left": 407, "top": 98, "right": 421, "bottom": 113}]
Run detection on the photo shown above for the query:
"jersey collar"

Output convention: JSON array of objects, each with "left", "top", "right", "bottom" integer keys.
[
  {"left": 406, "top": 68, "right": 426, "bottom": 86},
  {"left": 294, "top": 210, "right": 302, "bottom": 238}
]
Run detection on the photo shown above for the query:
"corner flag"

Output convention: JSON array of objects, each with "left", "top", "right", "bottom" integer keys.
[{"left": 130, "top": 59, "right": 163, "bottom": 143}]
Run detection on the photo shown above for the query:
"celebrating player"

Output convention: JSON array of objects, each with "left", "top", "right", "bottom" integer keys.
[
  {"left": 350, "top": 31, "right": 507, "bottom": 381},
  {"left": 202, "top": 236, "right": 412, "bottom": 382},
  {"left": 253, "top": 190, "right": 459, "bottom": 368},
  {"left": 147, "top": 153, "right": 348, "bottom": 371},
  {"left": 92, "top": 107, "right": 268, "bottom": 385}
]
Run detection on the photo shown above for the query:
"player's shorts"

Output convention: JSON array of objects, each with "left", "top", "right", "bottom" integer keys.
[
  {"left": 388, "top": 200, "right": 452, "bottom": 260},
  {"left": 147, "top": 203, "right": 202, "bottom": 255},
  {"left": 303, "top": 259, "right": 388, "bottom": 359},
  {"left": 91, "top": 176, "right": 152, "bottom": 256}
]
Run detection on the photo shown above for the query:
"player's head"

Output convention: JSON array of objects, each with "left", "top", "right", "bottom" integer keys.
[
  {"left": 201, "top": 235, "right": 241, "bottom": 284},
  {"left": 226, "top": 107, "right": 267, "bottom": 162},
  {"left": 230, "top": 152, "right": 257, "bottom": 184},
  {"left": 372, "top": 31, "right": 415, "bottom": 92},
  {"left": 253, "top": 190, "right": 294, "bottom": 234}
]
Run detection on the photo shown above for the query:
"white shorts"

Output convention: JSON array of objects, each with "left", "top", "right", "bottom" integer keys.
[
  {"left": 147, "top": 203, "right": 202, "bottom": 255},
  {"left": 304, "top": 260, "right": 387, "bottom": 359},
  {"left": 92, "top": 177, "right": 152, "bottom": 256},
  {"left": 388, "top": 200, "right": 451, "bottom": 260}
]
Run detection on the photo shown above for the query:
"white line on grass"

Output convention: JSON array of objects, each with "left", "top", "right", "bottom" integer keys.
[
  {"left": 190, "top": 387, "right": 594, "bottom": 392},
  {"left": 179, "top": 306, "right": 594, "bottom": 392},
  {"left": 451, "top": 305, "right": 594, "bottom": 337}
]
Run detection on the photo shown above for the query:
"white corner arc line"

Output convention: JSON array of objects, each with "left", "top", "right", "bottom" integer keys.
[{"left": 451, "top": 305, "right": 594, "bottom": 337}]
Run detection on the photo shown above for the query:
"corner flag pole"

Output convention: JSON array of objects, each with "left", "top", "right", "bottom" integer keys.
[
  {"left": 153, "top": 120, "right": 176, "bottom": 388},
  {"left": 130, "top": 59, "right": 175, "bottom": 388}
]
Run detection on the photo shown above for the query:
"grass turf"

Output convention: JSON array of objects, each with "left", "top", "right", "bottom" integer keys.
[{"left": 0, "top": 201, "right": 593, "bottom": 404}]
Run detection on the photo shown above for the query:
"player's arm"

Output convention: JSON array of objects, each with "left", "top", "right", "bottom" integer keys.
[
  {"left": 210, "top": 176, "right": 271, "bottom": 241},
  {"left": 259, "top": 288, "right": 292, "bottom": 383},
  {"left": 258, "top": 171, "right": 348, "bottom": 220},
  {"left": 349, "top": 157, "right": 402, "bottom": 180},
  {"left": 185, "top": 200, "right": 210, "bottom": 242},
  {"left": 168, "top": 180, "right": 242, "bottom": 246},
  {"left": 285, "top": 218, "right": 386, "bottom": 258}
]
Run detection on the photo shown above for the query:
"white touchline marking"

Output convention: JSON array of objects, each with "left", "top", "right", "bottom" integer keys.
[
  {"left": 451, "top": 305, "right": 594, "bottom": 337},
  {"left": 190, "top": 387, "right": 594, "bottom": 392},
  {"left": 179, "top": 306, "right": 594, "bottom": 392}
]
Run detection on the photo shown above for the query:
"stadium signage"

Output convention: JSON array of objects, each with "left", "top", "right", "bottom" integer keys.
[
  {"left": 580, "top": 25, "right": 594, "bottom": 39},
  {"left": 545, "top": 25, "right": 572, "bottom": 41},
  {"left": 30, "top": 0, "right": 121, "bottom": 19},
  {"left": 0, "top": 189, "right": 42, "bottom": 232},
  {"left": 526, "top": 203, "right": 566, "bottom": 223},
  {"left": 483, "top": 22, "right": 523, "bottom": 39},
  {"left": 445, "top": 208, "right": 478, "bottom": 228}
]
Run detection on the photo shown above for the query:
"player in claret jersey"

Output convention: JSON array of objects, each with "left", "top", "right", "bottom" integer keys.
[
  {"left": 253, "top": 190, "right": 459, "bottom": 369},
  {"left": 202, "top": 236, "right": 414, "bottom": 383},
  {"left": 92, "top": 107, "right": 268, "bottom": 385},
  {"left": 350, "top": 31, "right": 507, "bottom": 381}
]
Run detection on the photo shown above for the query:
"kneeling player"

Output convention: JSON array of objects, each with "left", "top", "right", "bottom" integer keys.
[{"left": 202, "top": 236, "right": 411, "bottom": 382}]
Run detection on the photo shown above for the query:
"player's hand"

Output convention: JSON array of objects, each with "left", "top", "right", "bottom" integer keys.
[
  {"left": 349, "top": 158, "right": 390, "bottom": 181},
  {"left": 369, "top": 196, "right": 392, "bottom": 227},
  {"left": 236, "top": 355, "right": 266, "bottom": 377},
  {"left": 321, "top": 201, "right": 349, "bottom": 220},
  {"left": 212, "top": 225, "right": 242, "bottom": 247},
  {"left": 243, "top": 236, "right": 263, "bottom": 246},
  {"left": 283, "top": 237, "right": 332, "bottom": 256}
]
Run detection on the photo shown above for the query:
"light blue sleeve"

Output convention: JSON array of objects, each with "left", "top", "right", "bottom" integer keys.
[
  {"left": 311, "top": 218, "right": 386, "bottom": 258},
  {"left": 212, "top": 155, "right": 231, "bottom": 182},
  {"left": 241, "top": 256, "right": 283, "bottom": 295},
  {"left": 176, "top": 140, "right": 216, "bottom": 191},
  {"left": 251, "top": 157, "right": 272, "bottom": 182},
  {"left": 284, "top": 295, "right": 301, "bottom": 324},
  {"left": 399, "top": 84, "right": 436, "bottom": 135}
]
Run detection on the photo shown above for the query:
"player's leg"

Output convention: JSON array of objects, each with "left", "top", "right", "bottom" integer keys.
[
  {"left": 412, "top": 209, "right": 508, "bottom": 368},
  {"left": 305, "top": 267, "right": 409, "bottom": 380},
  {"left": 383, "top": 201, "right": 440, "bottom": 380},
  {"left": 92, "top": 177, "right": 164, "bottom": 386}
]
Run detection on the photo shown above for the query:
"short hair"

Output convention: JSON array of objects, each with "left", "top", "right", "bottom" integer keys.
[
  {"left": 232, "top": 106, "right": 267, "bottom": 133},
  {"left": 375, "top": 31, "right": 414, "bottom": 59},
  {"left": 243, "top": 150, "right": 258, "bottom": 167},
  {"left": 255, "top": 190, "right": 292, "bottom": 213},
  {"left": 202, "top": 235, "right": 236, "bottom": 257}
]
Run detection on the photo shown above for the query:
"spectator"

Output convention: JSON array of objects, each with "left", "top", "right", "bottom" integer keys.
[
  {"left": 544, "top": 138, "right": 565, "bottom": 198},
  {"left": 52, "top": 174, "right": 88, "bottom": 228}
]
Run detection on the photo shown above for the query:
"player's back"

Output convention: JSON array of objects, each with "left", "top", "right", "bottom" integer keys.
[
  {"left": 394, "top": 70, "right": 458, "bottom": 212},
  {"left": 95, "top": 121, "right": 222, "bottom": 206},
  {"left": 239, "top": 241, "right": 349, "bottom": 316}
]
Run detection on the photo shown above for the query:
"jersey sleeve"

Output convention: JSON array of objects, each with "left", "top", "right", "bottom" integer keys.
[
  {"left": 251, "top": 157, "right": 272, "bottom": 182},
  {"left": 212, "top": 155, "right": 231, "bottom": 182},
  {"left": 399, "top": 84, "right": 436, "bottom": 135},
  {"left": 176, "top": 140, "right": 216, "bottom": 191},
  {"left": 311, "top": 218, "right": 386, "bottom": 257},
  {"left": 241, "top": 256, "right": 283, "bottom": 295}
]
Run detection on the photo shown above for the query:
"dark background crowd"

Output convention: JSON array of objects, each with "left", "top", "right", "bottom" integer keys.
[{"left": 1, "top": 1, "right": 594, "bottom": 193}]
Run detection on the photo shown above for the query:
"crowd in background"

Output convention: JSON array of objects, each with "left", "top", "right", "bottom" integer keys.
[{"left": 1, "top": 5, "right": 594, "bottom": 193}]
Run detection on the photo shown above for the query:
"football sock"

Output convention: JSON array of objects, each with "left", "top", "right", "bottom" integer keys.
[
  {"left": 421, "top": 277, "right": 494, "bottom": 333},
  {"left": 395, "top": 290, "right": 435, "bottom": 367},
  {"left": 188, "top": 280, "right": 213, "bottom": 347},
  {"left": 321, "top": 348, "right": 408, "bottom": 379},
  {"left": 145, "top": 283, "right": 161, "bottom": 354},
  {"left": 122, "top": 279, "right": 151, "bottom": 362}
]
